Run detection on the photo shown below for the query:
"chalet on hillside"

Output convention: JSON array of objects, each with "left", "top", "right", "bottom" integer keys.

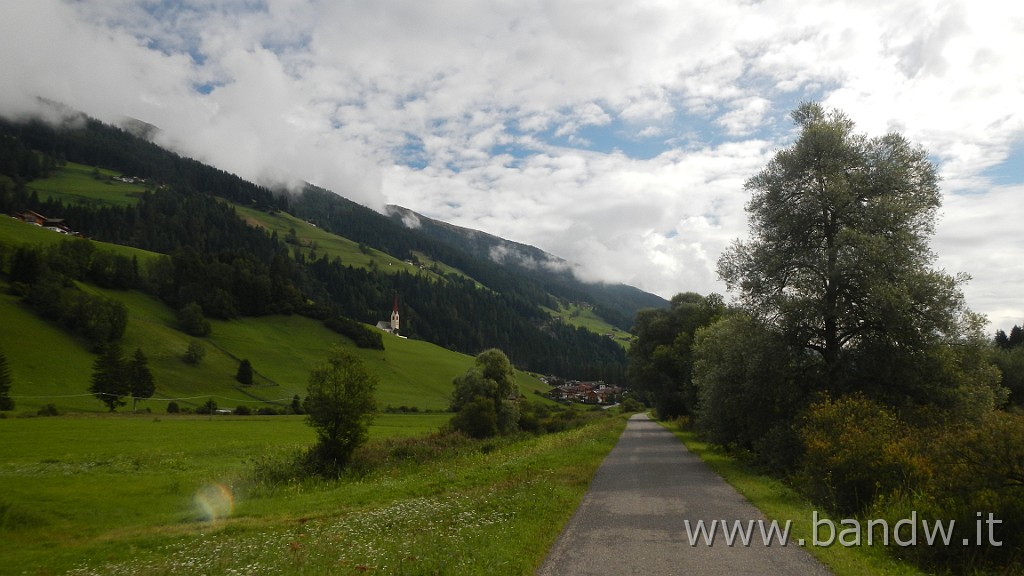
[{"left": 12, "top": 210, "right": 74, "bottom": 235}]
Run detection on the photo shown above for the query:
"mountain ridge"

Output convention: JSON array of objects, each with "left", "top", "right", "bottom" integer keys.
[{"left": 385, "top": 204, "right": 668, "bottom": 330}]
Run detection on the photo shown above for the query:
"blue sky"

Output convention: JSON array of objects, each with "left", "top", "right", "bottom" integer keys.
[{"left": 1, "top": 0, "right": 1022, "bottom": 330}]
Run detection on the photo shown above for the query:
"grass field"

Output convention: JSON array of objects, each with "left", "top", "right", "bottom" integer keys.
[
  {"left": 26, "top": 162, "right": 150, "bottom": 207},
  {"left": 543, "top": 301, "right": 633, "bottom": 348},
  {"left": 0, "top": 215, "right": 162, "bottom": 265},
  {"left": 0, "top": 413, "right": 627, "bottom": 575},
  {"left": 234, "top": 205, "right": 437, "bottom": 278}
]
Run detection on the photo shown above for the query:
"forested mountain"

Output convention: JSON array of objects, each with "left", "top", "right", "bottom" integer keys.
[
  {"left": 0, "top": 109, "right": 663, "bottom": 382},
  {"left": 385, "top": 205, "right": 668, "bottom": 330}
]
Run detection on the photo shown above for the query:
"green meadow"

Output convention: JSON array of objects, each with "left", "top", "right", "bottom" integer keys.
[
  {"left": 0, "top": 215, "right": 160, "bottom": 264},
  {"left": 0, "top": 159, "right": 629, "bottom": 575},
  {"left": 235, "top": 205, "right": 434, "bottom": 278},
  {"left": 543, "top": 301, "right": 633, "bottom": 348},
  {"left": 0, "top": 413, "right": 627, "bottom": 575},
  {"left": 25, "top": 161, "right": 150, "bottom": 207}
]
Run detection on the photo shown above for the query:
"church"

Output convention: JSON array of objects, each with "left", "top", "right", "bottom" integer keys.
[{"left": 375, "top": 295, "right": 401, "bottom": 335}]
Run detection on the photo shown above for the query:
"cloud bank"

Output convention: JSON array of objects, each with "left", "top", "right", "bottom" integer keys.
[{"left": 1, "top": 0, "right": 1022, "bottom": 330}]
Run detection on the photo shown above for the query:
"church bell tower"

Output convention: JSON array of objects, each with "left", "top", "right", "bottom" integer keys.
[{"left": 390, "top": 294, "right": 400, "bottom": 333}]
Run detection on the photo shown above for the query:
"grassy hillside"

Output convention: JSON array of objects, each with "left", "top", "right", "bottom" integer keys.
[
  {"left": 2, "top": 277, "right": 550, "bottom": 414},
  {"left": 2, "top": 249, "right": 550, "bottom": 416},
  {"left": 25, "top": 161, "right": 149, "bottom": 207},
  {"left": 543, "top": 301, "right": 633, "bottom": 349},
  {"left": 235, "top": 204, "right": 431, "bottom": 277},
  {"left": 0, "top": 215, "right": 159, "bottom": 264}
]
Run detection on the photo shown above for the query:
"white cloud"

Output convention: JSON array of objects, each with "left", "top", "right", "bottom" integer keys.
[{"left": 1, "top": 0, "right": 1022, "bottom": 330}]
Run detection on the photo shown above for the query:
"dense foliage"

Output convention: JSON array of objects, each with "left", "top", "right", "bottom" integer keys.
[
  {"left": 626, "top": 292, "right": 724, "bottom": 419},
  {"left": 12, "top": 244, "right": 130, "bottom": 346},
  {"left": 449, "top": 349, "right": 520, "bottom": 438},
  {"left": 632, "top": 103, "right": 1020, "bottom": 573}
]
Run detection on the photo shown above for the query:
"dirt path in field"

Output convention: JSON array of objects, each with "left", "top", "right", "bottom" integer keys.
[{"left": 537, "top": 413, "right": 832, "bottom": 576}]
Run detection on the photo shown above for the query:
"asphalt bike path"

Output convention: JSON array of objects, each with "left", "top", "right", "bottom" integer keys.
[{"left": 537, "top": 413, "right": 832, "bottom": 575}]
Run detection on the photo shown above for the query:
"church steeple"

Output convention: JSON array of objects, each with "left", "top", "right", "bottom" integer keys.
[{"left": 390, "top": 294, "right": 400, "bottom": 333}]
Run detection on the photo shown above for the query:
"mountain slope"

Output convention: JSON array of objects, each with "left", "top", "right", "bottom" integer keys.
[
  {"left": 0, "top": 218, "right": 550, "bottom": 414},
  {"left": 0, "top": 109, "right": 664, "bottom": 382},
  {"left": 386, "top": 205, "right": 669, "bottom": 330}
]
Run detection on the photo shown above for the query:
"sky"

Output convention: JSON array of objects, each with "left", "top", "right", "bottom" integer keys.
[{"left": 1, "top": 0, "right": 1022, "bottom": 331}]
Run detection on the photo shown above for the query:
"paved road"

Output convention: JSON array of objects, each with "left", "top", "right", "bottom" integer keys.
[{"left": 537, "top": 413, "right": 831, "bottom": 576}]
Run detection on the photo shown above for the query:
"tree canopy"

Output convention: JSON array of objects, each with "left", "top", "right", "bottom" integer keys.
[
  {"left": 626, "top": 292, "right": 724, "bottom": 419},
  {"left": 717, "top": 102, "right": 994, "bottom": 409},
  {"left": 449, "top": 348, "right": 519, "bottom": 437}
]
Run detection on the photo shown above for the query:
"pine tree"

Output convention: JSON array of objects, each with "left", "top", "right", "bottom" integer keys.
[
  {"left": 127, "top": 348, "right": 155, "bottom": 412},
  {"left": 235, "top": 359, "right": 253, "bottom": 385},
  {"left": 0, "top": 347, "right": 14, "bottom": 411},
  {"left": 996, "top": 329, "right": 1011, "bottom": 349},
  {"left": 1010, "top": 325, "right": 1024, "bottom": 348},
  {"left": 90, "top": 344, "right": 128, "bottom": 411}
]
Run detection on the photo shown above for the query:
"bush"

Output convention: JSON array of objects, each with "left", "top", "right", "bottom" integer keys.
[
  {"left": 166, "top": 401, "right": 180, "bottom": 414},
  {"left": 303, "top": 349, "right": 377, "bottom": 474},
  {"left": 322, "top": 316, "right": 384, "bottom": 350},
  {"left": 450, "top": 396, "right": 499, "bottom": 439},
  {"left": 177, "top": 302, "right": 211, "bottom": 337},
  {"left": 36, "top": 404, "right": 60, "bottom": 417},
  {"left": 617, "top": 397, "right": 644, "bottom": 414},
  {"left": 0, "top": 347, "right": 13, "bottom": 411},
  {"left": 25, "top": 273, "right": 128, "bottom": 345},
  {"left": 797, "top": 394, "right": 921, "bottom": 515},
  {"left": 912, "top": 411, "right": 1024, "bottom": 571},
  {"left": 182, "top": 340, "right": 206, "bottom": 365},
  {"left": 234, "top": 405, "right": 252, "bottom": 415}
]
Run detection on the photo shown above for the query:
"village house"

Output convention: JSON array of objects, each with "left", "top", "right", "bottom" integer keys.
[
  {"left": 548, "top": 380, "right": 624, "bottom": 405},
  {"left": 13, "top": 210, "right": 74, "bottom": 235}
]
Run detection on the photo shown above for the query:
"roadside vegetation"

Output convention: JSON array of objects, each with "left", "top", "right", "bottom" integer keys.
[
  {"left": 663, "top": 422, "right": 922, "bottom": 576},
  {"left": 631, "top": 103, "right": 1023, "bottom": 574}
]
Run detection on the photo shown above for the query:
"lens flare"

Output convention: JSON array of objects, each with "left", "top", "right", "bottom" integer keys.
[{"left": 193, "top": 483, "right": 234, "bottom": 521}]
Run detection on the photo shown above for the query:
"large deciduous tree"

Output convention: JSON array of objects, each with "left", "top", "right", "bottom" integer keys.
[
  {"left": 718, "top": 102, "right": 999, "bottom": 413},
  {"left": 449, "top": 348, "right": 519, "bottom": 437}
]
